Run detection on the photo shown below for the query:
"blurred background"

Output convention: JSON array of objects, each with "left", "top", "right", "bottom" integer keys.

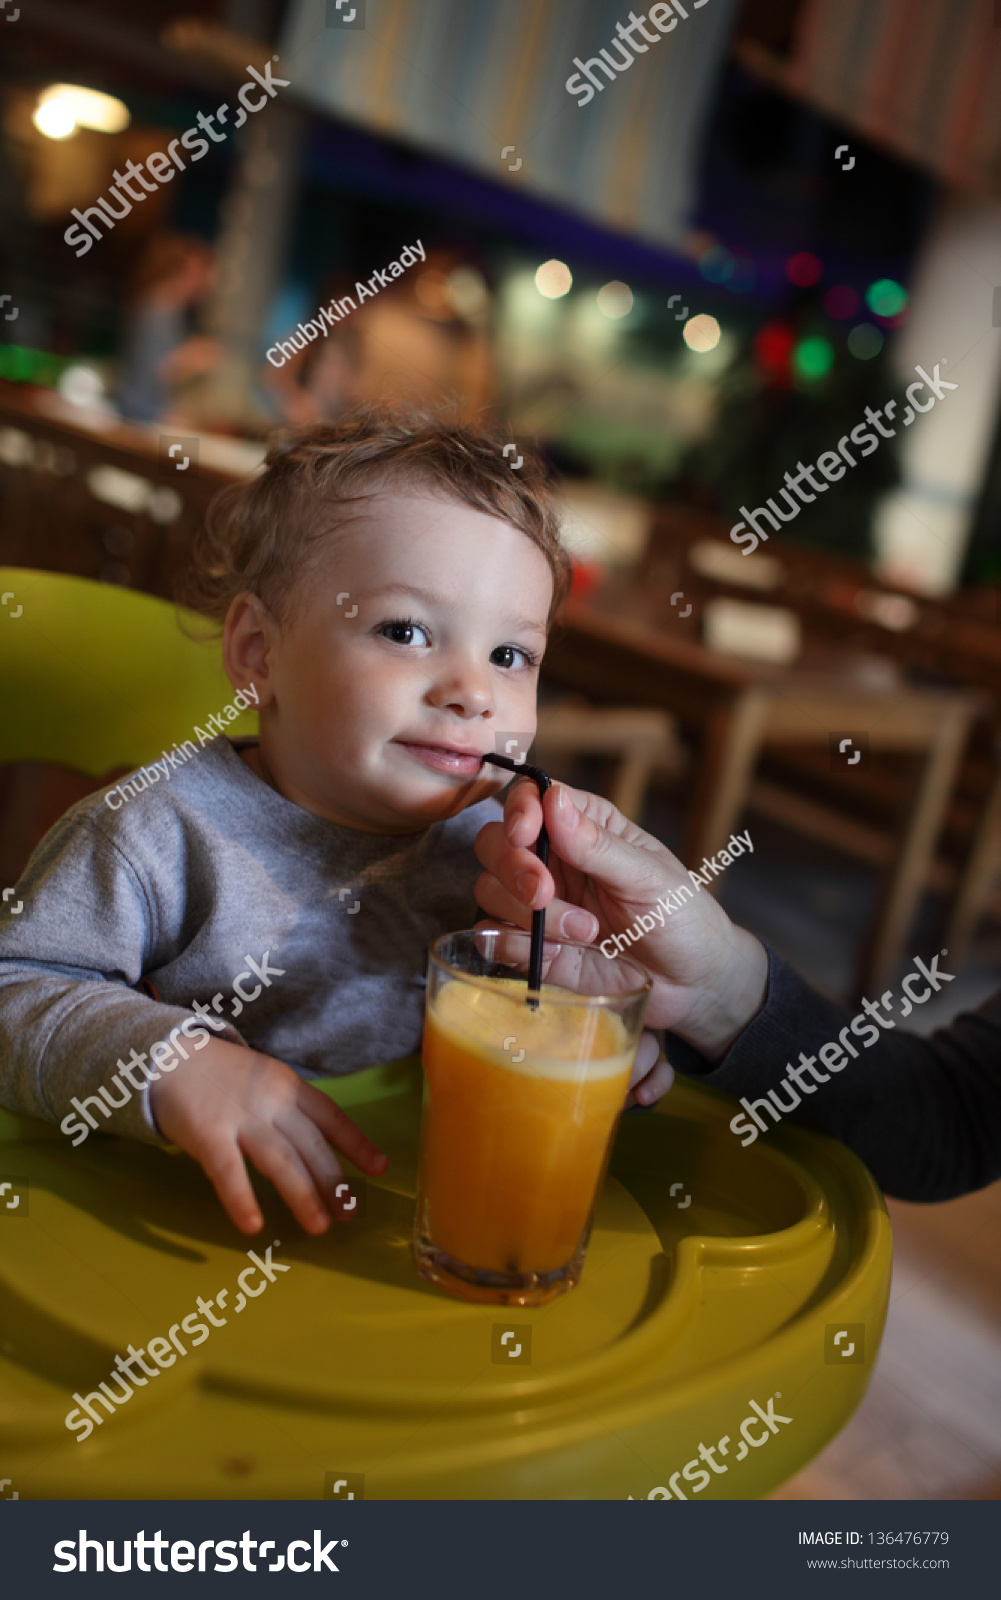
[{"left": 0, "top": 0, "right": 999, "bottom": 1500}]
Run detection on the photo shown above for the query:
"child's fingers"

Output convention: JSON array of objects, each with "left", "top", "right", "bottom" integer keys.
[
  {"left": 276, "top": 1106, "right": 359, "bottom": 1219},
  {"left": 197, "top": 1137, "right": 265, "bottom": 1235},
  {"left": 241, "top": 1125, "right": 331, "bottom": 1235},
  {"left": 299, "top": 1083, "right": 389, "bottom": 1177}
]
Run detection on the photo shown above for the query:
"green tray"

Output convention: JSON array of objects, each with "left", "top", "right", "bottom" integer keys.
[{"left": 0, "top": 1060, "right": 890, "bottom": 1499}]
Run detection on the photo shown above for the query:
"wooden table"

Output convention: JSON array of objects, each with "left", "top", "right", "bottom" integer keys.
[
  {"left": 0, "top": 382, "right": 260, "bottom": 598},
  {"left": 545, "top": 589, "right": 984, "bottom": 995},
  {"left": 638, "top": 507, "right": 1001, "bottom": 964}
]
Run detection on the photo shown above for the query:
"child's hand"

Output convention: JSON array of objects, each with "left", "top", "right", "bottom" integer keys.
[{"left": 148, "top": 1038, "right": 388, "bottom": 1235}]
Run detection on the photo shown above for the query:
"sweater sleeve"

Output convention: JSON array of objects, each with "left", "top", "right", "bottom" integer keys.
[
  {"left": 666, "top": 946, "right": 1001, "bottom": 1202},
  {"left": 0, "top": 806, "right": 241, "bottom": 1144}
]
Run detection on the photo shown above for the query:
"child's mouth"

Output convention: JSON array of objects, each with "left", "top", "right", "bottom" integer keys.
[{"left": 394, "top": 741, "right": 486, "bottom": 778}]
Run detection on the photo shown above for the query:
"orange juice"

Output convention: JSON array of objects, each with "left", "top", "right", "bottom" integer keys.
[{"left": 418, "top": 976, "right": 634, "bottom": 1274}]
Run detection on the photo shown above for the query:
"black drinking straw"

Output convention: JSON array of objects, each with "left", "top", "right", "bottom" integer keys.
[{"left": 481, "top": 753, "right": 551, "bottom": 1009}]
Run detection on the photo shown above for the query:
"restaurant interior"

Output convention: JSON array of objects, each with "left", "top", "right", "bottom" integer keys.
[{"left": 0, "top": 0, "right": 999, "bottom": 1505}]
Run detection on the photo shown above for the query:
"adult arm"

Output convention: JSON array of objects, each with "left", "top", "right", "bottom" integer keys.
[
  {"left": 475, "top": 779, "right": 1001, "bottom": 1202},
  {"left": 667, "top": 945, "right": 1001, "bottom": 1202}
]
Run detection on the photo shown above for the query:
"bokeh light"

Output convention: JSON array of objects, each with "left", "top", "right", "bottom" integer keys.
[
  {"left": 793, "top": 335, "right": 834, "bottom": 381},
  {"left": 34, "top": 99, "right": 77, "bottom": 139},
  {"left": 847, "top": 323, "right": 885, "bottom": 360},
  {"left": 824, "top": 285, "right": 860, "bottom": 320},
  {"left": 33, "top": 84, "right": 130, "bottom": 139},
  {"left": 596, "top": 280, "right": 634, "bottom": 319},
  {"left": 699, "top": 246, "right": 734, "bottom": 284},
  {"left": 445, "top": 266, "right": 489, "bottom": 321},
  {"left": 785, "top": 251, "right": 823, "bottom": 288},
  {"left": 535, "top": 259, "right": 572, "bottom": 298},
  {"left": 865, "top": 278, "right": 908, "bottom": 318},
  {"left": 728, "top": 254, "right": 757, "bottom": 293},
  {"left": 753, "top": 320, "right": 795, "bottom": 381},
  {"left": 57, "top": 365, "right": 106, "bottom": 409},
  {"left": 683, "top": 313, "right": 721, "bottom": 353}
]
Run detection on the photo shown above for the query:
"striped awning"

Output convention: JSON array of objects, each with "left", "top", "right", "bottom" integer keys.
[
  {"left": 782, "top": 0, "right": 1001, "bottom": 195},
  {"left": 280, "top": 0, "right": 738, "bottom": 249}
]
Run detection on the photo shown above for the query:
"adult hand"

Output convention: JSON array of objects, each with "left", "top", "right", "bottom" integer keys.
[
  {"left": 625, "top": 1028, "right": 675, "bottom": 1109},
  {"left": 475, "top": 780, "right": 768, "bottom": 1065},
  {"left": 149, "top": 1038, "right": 388, "bottom": 1235}
]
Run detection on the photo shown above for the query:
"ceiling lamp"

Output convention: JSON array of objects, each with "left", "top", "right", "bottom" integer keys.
[
  {"left": 33, "top": 85, "right": 130, "bottom": 140},
  {"left": 683, "top": 313, "right": 721, "bottom": 353},
  {"left": 596, "top": 281, "right": 633, "bottom": 318},
  {"left": 534, "top": 260, "right": 572, "bottom": 299}
]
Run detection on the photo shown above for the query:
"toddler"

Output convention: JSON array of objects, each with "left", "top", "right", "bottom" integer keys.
[{"left": 0, "top": 407, "right": 661, "bottom": 1237}]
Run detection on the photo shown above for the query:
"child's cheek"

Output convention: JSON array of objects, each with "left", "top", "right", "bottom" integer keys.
[{"left": 350, "top": 655, "right": 414, "bottom": 734}]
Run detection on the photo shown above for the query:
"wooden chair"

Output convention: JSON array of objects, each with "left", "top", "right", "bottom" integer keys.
[
  {"left": 532, "top": 700, "right": 683, "bottom": 824},
  {"left": 945, "top": 755, "right": 1001, "bottom": 961}
]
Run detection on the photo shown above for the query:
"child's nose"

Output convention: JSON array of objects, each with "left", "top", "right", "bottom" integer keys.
[{"left": 427, "top": 660, "right": 495, "bottom": 718}]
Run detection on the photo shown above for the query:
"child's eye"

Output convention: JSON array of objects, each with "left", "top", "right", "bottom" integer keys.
[
  {"left": 378, "top": 619, "right": 431, "bottom": 647},
  {"left": 490, "top": 644, "right": 538, "bottom": 670}
]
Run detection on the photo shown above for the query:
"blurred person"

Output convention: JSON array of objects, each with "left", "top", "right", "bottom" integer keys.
[
  {"left": 263, "top": 251, "right": 493, "bottom": 426},
  {"left": 115, "top": 233, "right": 223, "bottom": 425},
  {"left": 354, "top": 248, "right": 493, "bottom": 420},
  {"left": 262, "top": 273, "right": 363, "bottom": 426},
  {"left": 475, "top": 781, "right": 1000, "bottom": 1201}
]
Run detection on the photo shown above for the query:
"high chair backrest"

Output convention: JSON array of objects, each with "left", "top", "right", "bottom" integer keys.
[{"left": 0, "top": 568, "right": 256, "bottom": 775}]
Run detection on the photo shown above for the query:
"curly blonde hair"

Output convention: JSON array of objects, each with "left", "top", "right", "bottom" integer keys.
[{"left": 179, "top": 403, "right": 572, "bottom": 630}]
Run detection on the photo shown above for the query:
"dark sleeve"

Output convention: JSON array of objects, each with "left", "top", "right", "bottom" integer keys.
[{"left": 665, "top": 946, "right": 1001, "bottom": 1203}]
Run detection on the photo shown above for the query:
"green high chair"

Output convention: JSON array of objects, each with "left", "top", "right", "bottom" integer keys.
[
  {"left": 0, "top": 566, "right": 255, "bottom": 773},
  {"left": 0, "top": 568, "right": 892, "bottom": 1500}
]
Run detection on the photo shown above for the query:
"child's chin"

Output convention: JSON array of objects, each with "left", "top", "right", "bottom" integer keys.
[{"left": 383, "top": 771, "right": 490, "bottom": 820}]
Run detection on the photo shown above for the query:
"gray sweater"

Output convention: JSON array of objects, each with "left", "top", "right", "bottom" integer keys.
[{"left": 0, "top": 737, "right": 501, "bottom": 1145}]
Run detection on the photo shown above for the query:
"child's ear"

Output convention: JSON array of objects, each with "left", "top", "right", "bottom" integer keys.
[{"left": 222, "top": 592, "right": 279, "bottom": 706}]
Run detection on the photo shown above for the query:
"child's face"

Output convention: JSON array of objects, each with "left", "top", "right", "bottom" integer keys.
[{"left": 225, "top": 491, "right": 554, "bottom": 832}]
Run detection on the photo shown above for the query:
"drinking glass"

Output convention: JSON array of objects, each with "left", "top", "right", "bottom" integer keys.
[{"left": 414, "top": 928, "right": 651, "bottom": 1306}]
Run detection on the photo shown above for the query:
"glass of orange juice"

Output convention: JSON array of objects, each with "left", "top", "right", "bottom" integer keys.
[{"left": 414, "top": 928, "right": 651, "bottom": 1306}]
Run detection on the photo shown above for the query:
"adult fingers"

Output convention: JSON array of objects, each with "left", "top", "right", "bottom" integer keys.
[
  {"left": 501, "top": 776, "right": 547, "bottom": 850},
  {"left": 541, "top": 784, "right": 673, "bottom": 903},
  {"left": 242, "top": 1124, "right": 331, "bottom": 1235},
  {"left": 299, "top": 1083, "right": 389, "bottom": 1177},
  {"left": 486, "top": 782, "right": 674, "bottom": 914},
  {"left": 475, "top": 818, "right": 557, "bottom": 914},
  {"left": 627, "top": 1029, "right": 661, "bottom": 1091},
  {"left": 474, "top": 867, "right": 600, "bottom": 943},
  {"left": 627, "top": 1052, "right": 675, "bottom": 1109},
  {"left": 470, "top": 922, "right": 565, "bottom": 986},
  {"left": 197, "top": 1136, "right": 265, "bottom": 1235}
]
